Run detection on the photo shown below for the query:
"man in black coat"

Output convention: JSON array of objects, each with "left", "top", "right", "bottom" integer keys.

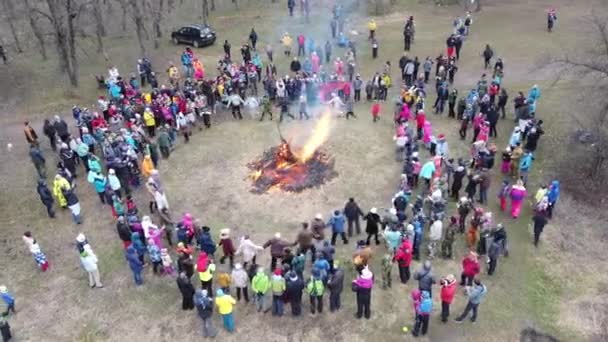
[
  {"left": 116, "top": 216, "right": 132, "bottom": 247},
  {"left": 343, "top": 198, "right": 364, "bottom": 237},
  {"left": 177, "top": 272, "right": 195, "bottom": 310},
  {"left": 487, "top": 104, "right": 499, "bottom": 138},
  {"left": 285, "top": 271, "right": 304, "bottom": 316},
  {"left": 36, "top": 179, "right": 55, "bottom": 218}
]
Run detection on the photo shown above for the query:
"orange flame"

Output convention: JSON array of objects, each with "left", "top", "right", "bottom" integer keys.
[{"left": 293, "top": 111, "right": 332, "bottom": 163}]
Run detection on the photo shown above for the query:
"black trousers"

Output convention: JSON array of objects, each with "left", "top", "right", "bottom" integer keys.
[
  {"left": 310, "top": 295, "right": 323, "bottom": 314},
  {"left": 534, "top": 227, "right": 543, "bottom": 247},
  {"left": 329, "top": 291, "right": 341, "bottom": 311},
  {"left": 490, "top": 124, "right": 498, "bottom": 137},
  {"left": 201, "top": 280, "right": 213, "bottom": 296},
  {"left": 354, "top": 90, "right": 361, "bottom": 102},
  {"left": 488, "top": 257, "right": 497, "bottom": 275},
  {"left": 460, "top": 273, "right": 474, "bottom": 286},
  {"left": 236, "top": 286, "right": 249, "bottom": 302},
  {"left": 43, "top": 201, "right": 55, "bottom": 218},
  {"left": 441, "top": 301, "right": 450, "bottom": 322},
  {"left": 356, "top": 292, "right": 371, "bottom": 318},
  {"left": 231, "top": 105, "right": 243, "bottom": 119},
  {"left": 347, "top": 218, "right": 360, "bottom": 236},
  {"left": 398, "top": 265, "right": 410, "bottom": 284},
  {"left": 331, "top": 232, "right": 348, "bottom": 245},
  {"left": 298, "top": 245, "right": 316, "bottom": 263},
  {"left": 270, "top": 255, "right": 281, "bottom": 271},
  {"left": 291, "top": 298, "right": 302, "bottom": 316},
  {"left": 413, "top": 314, "right": 429, "bottom": 336},
  {"left": 366, "top": 232, "right": 379, "bottom": 245}
]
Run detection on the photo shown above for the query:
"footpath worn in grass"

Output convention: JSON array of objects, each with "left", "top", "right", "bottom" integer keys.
[{"left": 0, "top": 0, "right": 599, "bottom": 341}]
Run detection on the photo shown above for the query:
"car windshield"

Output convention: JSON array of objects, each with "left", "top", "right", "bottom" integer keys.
[{"left": 200, "top": 28, "right": 211, "bottom": 34}]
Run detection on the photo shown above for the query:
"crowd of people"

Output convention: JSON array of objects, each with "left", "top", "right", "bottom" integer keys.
[{"left": 2, "top": 1, "right": 563, "bottom": 340}]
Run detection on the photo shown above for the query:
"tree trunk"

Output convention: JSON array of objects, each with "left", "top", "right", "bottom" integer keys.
[
  {"left": 119, "top": 0, "right": 128, "bottom": 31},
  {"left": 93, "top": 0, "right": 106, "bottom": 53},
  {"left": 66, "top": 0, "right": 79, "bottom": 87},
  {"left": 151, "top": 0, "right": 164, "bottom": 49},
  {"left": 202, "top": 0, "right": 209, "bottom": 24},
  {"left": 2, "top": 0, "right": 23, "bottom": 53},
  {"left": 210, "top": 0, "right": 215, "bottom": 11},
  {"left": 46, "top": 0, "right": 78, "bottom": 86},
  {"left": 233, "top": 0, "right": 238, "bottom": 10},
  {"left": 24, "top": 0, "right": 48, "bottom": 60},
  {"left": 129, "top": 0, "right": 147, "bottom": 55}
]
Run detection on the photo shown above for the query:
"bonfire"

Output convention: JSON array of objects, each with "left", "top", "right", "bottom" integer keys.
[{"left": 248, "top": 112, "right": 338, "bottom": 193}]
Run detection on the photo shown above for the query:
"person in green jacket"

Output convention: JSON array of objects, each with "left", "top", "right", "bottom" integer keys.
[
  {"left": 251, "top": 267, "right": 270, "bottom": 312},
  {"left": 271, "top": 268, "right": 286, "bottom": 316},
  {"left": 260, "top": 95, "right": 273, "bottom": 121},
  {"left": 157, "top": 127, "right": 171, "bottom": 159},
  {"left": 307, "top": 270, "right": 325, "bottom": 314}
]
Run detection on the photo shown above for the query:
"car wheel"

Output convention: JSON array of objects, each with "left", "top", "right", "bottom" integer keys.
[
  {"left": 193, "top": 40, "right": 200, "bottom": 48},
  {"left": 172, "top": 37, "right": 179, "bottom": 45}
]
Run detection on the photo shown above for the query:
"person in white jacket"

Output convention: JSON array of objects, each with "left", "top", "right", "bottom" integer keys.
[
  {"left": 428, "top": 217, "right": 443, "bottom": 259},
  {"left": 236, "top": 235, "right": 263, "bottom": 268},
  {"left": 80, "top": 244, "right": 103, "bottom": 288},
  {"left": 231, "top": 263, "right": 250, "bottom": 302}
]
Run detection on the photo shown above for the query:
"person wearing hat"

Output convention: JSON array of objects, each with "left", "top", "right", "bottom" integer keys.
[
  {"left": 352, "top": 266, "right": 374, "bottom": 319},
  {"left": 79, "top": 242, "right": 103, "bottom": 289},
  {"left": 487, "top": 236, "right": 502, "bottom": 276},
  {"left": 441, "top": 216, "right": 458, "bottom": 259},
  {"left": 412, "top": 290, "right": 432, "bottom": 336},
  {"left": 460, "top": 251, "right": 480, "bottom": 286},
  {"left": 413, "top": 261, "right": 436, "bottom": 297},
  {"left": 263, "top": 232, "right": 292, "bottom": 271},
  {"left": 440, "top": 274, "right": 457, "bottom": 323},
  {"left": 327, "top": 261, "right": 345, "bottom": 312},
  {"left": 214, "top": 289, "right": 236, "bottom": 332},
  {"left": 177, "top": 271, "right": 195, "bottom": 310},
  {"left": 0, "top": 286, "right": 15, "bottom": 316},
  {"left": 194, "top": 289, "right": 217, "bottom": 337},
  {"left": 107, "top": 169, "right": 122, "bottom": 198},
  {"left": 231, "top": 263, "right": 249, "bottom": 302},
  {"left": 218, "top": 229, "right": 235, "bottom": 268},
  {"left": 307, "top": 269, "right": 325, "bottom": 315},
  {"left": 251, "top": 267, "right": 270, "bottom": 312},
  {"left": 363, "top": 208, "right": 381, "bottom": 245},
  {"left": 271, "top": 268, "right": 286, "bottom": 316}
]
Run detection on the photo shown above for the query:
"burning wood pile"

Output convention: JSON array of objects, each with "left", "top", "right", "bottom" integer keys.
[{"left": 248, "top": 112, "right": 338, "bottom": 194}]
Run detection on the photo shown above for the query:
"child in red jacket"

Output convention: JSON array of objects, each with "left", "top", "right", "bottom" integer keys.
[
  {"left": 440, "top": 274, "right": 457, "bottom": 322},
  {"left": 371, "top": 101, "right": 381, "bottom": 122}
]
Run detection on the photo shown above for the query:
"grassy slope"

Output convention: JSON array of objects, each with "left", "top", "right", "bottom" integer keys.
[{"left": 0, "top": 0, "right": 595, "bottom": 341}]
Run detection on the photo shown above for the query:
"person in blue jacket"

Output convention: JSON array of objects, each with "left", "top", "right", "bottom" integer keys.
[
  {"left": 519, "top": 151, "right": 534, "bottom": 186},
  {"left": 328, "top": 210, "right": 348, "bottom": 246},
  {"left": 126, "top": 245, "right": 144, "bottom": 285}
]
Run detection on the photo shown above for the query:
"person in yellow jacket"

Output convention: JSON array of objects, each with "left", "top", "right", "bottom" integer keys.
[
  {"left": 368, "top": 19, "right": 377, "bottom": 40},
  {"left": 251, "top": 267, "right": 270, "bottom": 312},
  {"left": 52, "top": 174, "right": 71, "bottom": 208},
  {"left": 307, "top": 270, "right": 325, "bottom": 314},
  {"left": 199, "top": 260, "right": 216, "bottom": 296},
  {"left": 281, "top": 33, "right": 293, "bottom": 57},
  {"left": 140, "top": 154, "right": 154, "bottom": 179},
  {"left": 214, "top": 289, "right": 236, "bottom": 332},
  {"left": 270, "top": 268, "right": 286, "bottom": 316},
  {"left": 143, "top": 108, "right": 156, "bottom": 137}
]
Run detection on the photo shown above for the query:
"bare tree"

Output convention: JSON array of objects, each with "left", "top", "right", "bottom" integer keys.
[
  {"left": 202, "top": 0, "right": 209, "bottom": 24},
  {"left": 210, "top": 0, "right": 215, "bottom": 11},
  {"left": 24, "top": 0, "right": 48, "bottom": 60},
  {"left": 42, "top": 0, "right": 79, "bottom": 86},
  {"left": 129, "top": 0, "right": 147, "bottom": 55},
  {"left": 118, "top": 0, "right": 128, "bottom": 31},
  {"left": 2, "top": 0, "right": 23, "bottom": 53},
  {"left": 149, "top": 0, "right": 164, "bottom": 49},
  {"left": 233, "top": 0, "right": 238, "bottom": 10},
  {"left": 92, "top": 0, "right": 106, "bottom": 53},
  {"left": 546, "top": 14, "right": 608, "bottom": 189}
]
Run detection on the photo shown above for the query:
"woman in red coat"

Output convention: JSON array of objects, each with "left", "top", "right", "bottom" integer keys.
[
  {"left": 394, "top": 239, "right": 413, "bottom": 284},
  {"left": 460, "top": 251, "right": 480, "bottom": 286},
  {"left": 440, "top": 274, "right": 457, "bottom": 322}
]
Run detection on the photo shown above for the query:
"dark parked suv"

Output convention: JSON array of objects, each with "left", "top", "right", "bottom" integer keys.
[{"left": 171, "top": 24, "right": 216, "bottom": 48}]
